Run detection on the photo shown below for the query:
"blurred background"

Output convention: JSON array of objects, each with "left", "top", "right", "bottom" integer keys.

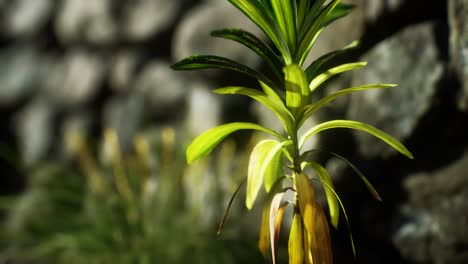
[{"left": 0, "top": 0, "right": 467, "bottom": 263}]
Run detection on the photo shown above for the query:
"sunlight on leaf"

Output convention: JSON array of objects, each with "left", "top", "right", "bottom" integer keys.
[
  {"left": 288, "top": 212, "right": 304, "bottom": 264},
  {"left": 309, "top": 62, "right": 367, "bottom": 92}
]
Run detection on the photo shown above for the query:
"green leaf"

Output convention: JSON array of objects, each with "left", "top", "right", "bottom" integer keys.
[
  {"left": 214, "top": 87, "right": 295, "bottom": 135},
  {"left": 228, "top": 0, "right": 291, "bottom": 63},
  {"left": 217, "top": 178, "right": 246, "bottom": 235},
  {"left": 299, "top": 84, "right": 395, "bottom": 127},
  {"left": 302, "top": 161, "right": 339, "bottom": 229},
  {"left": 299, "top": 120, "right": 414, "bottom": 159},
  {"left": 211, "top": 28, "right": 284, "bottom": 82},
  {"left": 304, "top": 40, "right": 360, "bottom": 81},
  {"left": 271, "top": 0, "right": 297, "bottom": 50},
  {"left": 311, "top": 178, "right": 356, "bottom": 258},
  {"left": 309, "top": 62, "right": 367, "bottom": 92},
  {"left": 187, "top": 122, "right": 284, "bottom": 164},
  {"left": 171, "top": 55, "right": 277, "bottom": 90},
  {"left": 284, "top": 64, "right": 310, "bottom": 118},
  {"left": 296, "top": 0, "right": 310, "bottom": 29},
  {"left": 288, "top": 212, "right": 304, "bottom": 264},
  {"left": 296, "top": 0, "right": 339, "bottom": 65},
  {"left": 323, "top": 2, "right": 356, "bottom": 26}
]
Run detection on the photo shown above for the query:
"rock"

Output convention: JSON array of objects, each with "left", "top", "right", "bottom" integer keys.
[
  {"left": 393, "top": 150, "right": 468, "bottom": 264},
  {"left": 123, "top": 0, "right": 180, "bottom": 42},
  {"left": 41, "top": 50, "right": 106, "bottom": 107},
  {"left": 186, "top": 82, "right": 222, "bottom": 137},
  {"left": 14, "top": 98, "right": 56, "bottom": 166},
  {"left": 0, "top": 46, "right": 40, "bottom": 106},
  {"left": 133, "top": 60, "right": 187, "bottom": 115},
  {"left": 172, "top": 1, "right": 264, "bottom": 74},
  {"left": 364, "top": 0, "right": 404, "bottom": 22},
  {"left": 1, "top": 0, "right": 53, "bottom": 38},
  {"left": 109, "top": 50, "right": 139, "bottom": 93},
  {"left": 347, "top": 22, "right": 444, "bottom": 158},
  {"left": 103, "top": 94, "right": 145, "bottom": 152},
  {"left": 449, "top": 0, "right": 468, "bottom": 111},
  {"left": 55, "top": 0, "right": 117, "bottom": 45}
]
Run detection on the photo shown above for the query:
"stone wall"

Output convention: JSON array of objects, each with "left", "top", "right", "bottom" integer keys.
[{"left": 0, "top": 0, "right": 467, "bottom": 263}]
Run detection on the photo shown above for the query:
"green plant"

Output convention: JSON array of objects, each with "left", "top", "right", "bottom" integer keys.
[{"left": 172, "top": 0, "right": 414, "bottom": 263}]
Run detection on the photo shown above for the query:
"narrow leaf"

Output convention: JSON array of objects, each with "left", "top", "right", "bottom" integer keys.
[
  {"left": 309, "top": 62, "right": 367, "bottom": 92},
  {"left": 211, "top": 28, "right": 284, "bottom": 82},
  {"left": 302, "top": 161, "right": 339, "bottom": 229},
  {"left": 288, "top": 212, "right": 304, "bottom": 264},
  {"left": 187, "top": 122, "right": 284, "bottom": 164},
  {"left": 171, "top": 55, "right": 277, "bottom": 90},
  {"left": 304, "top": 40, "right": 360, "bottom": 81},
  {"left": 308, "top": 203, "right": 333, "bottom": 264},
  {"left": 323, "top": 2, "right": 356, "bottom": 26},
  {"left": 217, "top": 178, "right": 246, "bottom": 235},
  {"left": 269, "top": 191, "right": 288, "bottom": 264},
  {"left": 271, "top": 0, "right": 297, "bottom": 50},
  {"left": 299, "top": 120, "right": 414, "bottom": 159},
  {"left": 295, "top": 172, "right": 315, "bottom": 235},
  {"left": 284, "top": 64, "right": 310, "bottom": 118},
  {"left": 299, "top": 84, "right": 395, "bottom": 127},
  {"left": 258, "top": 182, "right": 285, "bottom": 255},
  {"left": 214, "top": 87, "right": 295, "bottom": 135},
  {"left": 296, "top": 0, "right": 310, "bottom": 29}
]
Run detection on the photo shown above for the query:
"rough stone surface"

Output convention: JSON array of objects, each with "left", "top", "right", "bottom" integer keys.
[
  {"left": 393, "top": 150, "right": 468, "bottom": 264},
  {"left": 449, "top": 0, "right": 468, "bottom": 111},
  {"left": 186, "top": 82, "right": 222, "bottom": 137},
  {"left": 0, "top": 46, "right": 40, "bottom": 106},
  {"left": 348, "top": 22, "right": 444, "bottom": 158},
  {"left": 172, "top": 1, "right": 263, "bottom": 74},
  {"left": 1, "top": 0, "right": 53, "bottom": 37}
]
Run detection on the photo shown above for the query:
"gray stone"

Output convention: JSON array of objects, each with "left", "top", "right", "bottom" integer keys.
[
  {"left": 1, "top": 0, "right": 53, "bottom": 37},
  {"left": 41, "top": 51, "right": 106, "bottom": 107},
  {"left": 186, "top": 82, "right": 222, "bottom": 137},
  {"left": 347, "top": 22, "right": 444, "bottom": 158},
  {"left": 365, "top": 0, "right": 404, "bottom": 23},
  {"left": 172, "top": 1, "right": 264, "bottom": 74},
  {"left": 133, "top": 60, "right": 187, "bottom": 114},
  {"left": 109, "top": 50, "right": 139, "bottom": 93},
  {"left": 393, "top": 150, "right": 468, "bottom": 264},
  {"left": 55, "top": 0, "right": 117, "bottom": 45},
  {"left": 123, "top": 0, "right": 180, "bottom": 41},
  {"left": 0, "top": 46, "right": 40, "bottom": 106},
  {"left": 14, "top": 98, "right": 55, "bottom": 166},
  {"left": 449, "top": 0, "right": 468, "bottom": 111}
]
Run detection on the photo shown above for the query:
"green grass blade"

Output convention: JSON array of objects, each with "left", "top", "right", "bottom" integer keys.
[
  {"left": 171, "top": 55, "right": 277, "bottom": 90},
  {"left": 187, "top": 122, "right": 284, "bottom": 164},
  {"left": 299, "top": 120, "right": 414, "bottom": 159},
  {"left": 214, "top": 86, "right": 295, "bottom": 135},
  {"left": 302, "top": 161, "right": 339, "bottom": 229},
  {"left": 211, "top": 28, "right": 284, "bottom": 83},
  {"left": 299, "top": 84, "right": 395, "bottom": 127},
  {"left": 309, "top": 62, "right": 367, "bottom": 92},
  {"left": 304, "top": 40, "right": 360, "bottom": 81},
  {"left": 228, "top": 0, "right": 291, "bottom": 63}
]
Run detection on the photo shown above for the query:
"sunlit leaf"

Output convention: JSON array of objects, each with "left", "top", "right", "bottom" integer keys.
[
  {"left": 299, "top": 120, "right": 414, "bottom": 159},
  {"left": 312, "top": 178, "right": 356, "bottom": 258},
  {"left": 284, "top": 64, "right": 310, "bottom": 118},
  {"left": 214, "top": 87, "right": 295, "bottom": 135},
  {"left": 308, "top": 203, "right": 333, "bottom": 264},
  {"left": 271, "top": 0, "right": 296, "bottom": 50},
  {"left": 296, "top": 0, "right": 310, "bottom": 28},
  {"left": 269, "top": 191, "right": 289, "bottom": 264},
  {"left": 187, "top": 122, "right": 284, "bottom": 164},
  {"left": 211, "top": 28, "right": 284, "bottom": 82},
  {"left": 171, "top": 55, "right": 277, "bottom": 90},
  {"left": 295, "top": 172, "right": 315, "bottom": 234},
  {"left": 217, "top": 178, "right": 246, "bottom": 235},
  {"left": 299, "top": 84, "right": 395, "bottom": 127},
  {"left": 247, "top": 139, "right": 291, "bottom": 209},
  {"left": 302, "top": 161, "right": 339, "bottom": 229},
  {"left": 323, "top": 2, "right": 356, "bottom": 26},
  {"left": 309, "top": 62, "right": 367, "bottom": 92},
  {"left": 288, "top": 212, "right": 304, "bottom": 264},
  {"left": 304, "top": 40, "right": 360, "bottom": 81}
]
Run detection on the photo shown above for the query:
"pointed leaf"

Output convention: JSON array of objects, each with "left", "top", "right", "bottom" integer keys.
[
  {"left": 214, "top": 87, "right": 295, "bottom": 135},
  {"left": 312, "top": 178, "right": 356, "bottom": 258},
  {"left": 309, "top": 62, "right": 367, "bottom": 92},
  {"left": 187, "top": 122, "right": 284, "bottom": 164},
  {"left": 211, "top": 28, "right": 284, "bottom": 82},
  {"left": 299, "top": 84, "right": 395, "bottom": 127},
  {"left": 171, "top": 55, "right": 277, "bottom": 90},
  {"left": 284, "top": 64, "right": 310, "bottom": 118},
  {"left": 299, "top": 120, "right": 414, "bottom": 159},
  {"left": 295, "top": 172, "right": 316, "bottom": 234},
  {"left": 302, "top": 161, "right": 339, "bottom": 229},
  {"left": 288, "top": 212, "right": 304, "bottom": 264},
  {"left": 269, "top": 191, "right": 288, "bottom": 264},
  {"left": 296, "top": 0, "right": 310, "bottom": 29},
  {"left": 258, "top": 182, "right": 284, "bottom": 255},
  {"left": 308, "top": 203, "right": 333, "bottom": 264},
  {"left": 323, "top": 2, "right": 356, "bottom": 26},
  {"left": 217, "top": 178, "right": 246, "bottom": 235},
  {"left": 271, "top": 0, "right": 297, "bottom": 50},
  {"left": 305, "top": 40, "right": 360, "bottom": 81}
]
